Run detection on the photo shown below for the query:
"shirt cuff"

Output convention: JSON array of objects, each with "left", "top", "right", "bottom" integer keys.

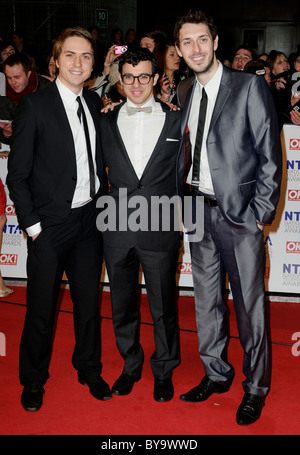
[{"left": 26, "top": 222, "right": 42, "bottom": 237}]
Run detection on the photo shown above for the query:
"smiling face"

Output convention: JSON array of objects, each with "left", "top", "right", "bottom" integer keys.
[
  {"left": 119, "top": 60, "right": 159, "bottom": 107},
  {"left": 1, "top": 45, "right": 16, "bottom": 63},
  {"left": 176, "top": 22, "right": 218, "bottom": 84},
  {"left": 55, "top": 35, "right": 94, "bottom": 94}
]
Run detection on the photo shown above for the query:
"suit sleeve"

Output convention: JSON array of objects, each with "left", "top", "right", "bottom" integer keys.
[
  {"left": 7, "top": 95, "right": 41, "bottom": 231},
  {"left": 247, "top": 75, "right": 282, "bottom": 224}
]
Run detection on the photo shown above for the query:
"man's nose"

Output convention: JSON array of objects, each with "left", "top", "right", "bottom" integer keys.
[{"left": 133, "top": 77, "right": 140, "bottom": 87}]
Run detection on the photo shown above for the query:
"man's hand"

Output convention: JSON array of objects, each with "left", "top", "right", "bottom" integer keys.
[
  {"left": 257, "top": 222, "right": 264, "bottom": 231},
  {"left": 0, "top": 122, "right": 12, "bottom": 138},
  {"left": 101, "top": 100, "right": 122, "bottom": 113}
]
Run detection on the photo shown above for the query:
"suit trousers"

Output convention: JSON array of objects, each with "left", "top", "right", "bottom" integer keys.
[
  {"left": 19, "top": 200, "right": 103, "bottom": 385},
  {"left": 190, "top": 202, "right": 271, "bottom": 397},
  {"left": 104, "top": 243, "right": 181, "bottom": 380}
]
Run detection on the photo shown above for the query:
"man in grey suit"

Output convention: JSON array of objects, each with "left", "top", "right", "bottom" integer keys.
[{"left": 174, "top": 10, "right": 282, "bottom": 425}]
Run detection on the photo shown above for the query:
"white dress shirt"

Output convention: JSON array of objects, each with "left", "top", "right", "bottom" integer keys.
[
  {"left": 187, "top": 62, "right": 223, "bottom": 195},
  {"left": 117, "top": 97, "right": 165, "bottom": 179},
  {"left": 27, "top": 76, "right": 99, "bottom": 237}
]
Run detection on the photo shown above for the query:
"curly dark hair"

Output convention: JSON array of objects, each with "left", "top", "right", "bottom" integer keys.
[
  {"left": 174, "top": 10, "right": 218, "bottom": 47},
  {"left": 118, "top": 46, "right": 159, "bottom": 75}
]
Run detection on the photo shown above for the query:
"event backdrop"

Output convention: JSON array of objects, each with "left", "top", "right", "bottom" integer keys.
[{"left": 0, "top": 126, "right": 299, "bottom": 294}]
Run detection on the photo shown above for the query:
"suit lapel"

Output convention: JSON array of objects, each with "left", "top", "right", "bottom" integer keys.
[
  {"left": 141, "top": 103, "right": 172, "bottom": 178},
  {"left": 208, "top": 66, "right": 232, "bottom": 134},
  {"left": 109, "top": 102, "right": 140, "bottom": 182},
  {"left": 107, "top": 100, "right": 176, "bottom": 182},
  {"left": 181, "top": 78, "right": 196, "bottom": 136},
  {"left": 50, "top": 83, "right": 77, "bottom": 167}
]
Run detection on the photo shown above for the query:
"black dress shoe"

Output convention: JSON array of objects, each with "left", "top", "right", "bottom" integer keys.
[
  {"left": 236, "top": 393, "right": 265, "bottom": 425},
  {"left": 111, "top": 373, "right": 141, "bottom": 396},
  {"left": 154, "top": 378, "right": 174, "bottom": 402},
  {"left": 180, "top": 376, "right": 230, "bottom": 402},
  {"left": 78, "top": 376, "right": 112, "bottom": 401},
  {"left": 21, "top": 382, "right": 45, "bottom": 412}
]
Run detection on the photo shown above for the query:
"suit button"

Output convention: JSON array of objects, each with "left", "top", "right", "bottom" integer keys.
[{"left": 137, "top": 184, "right": 144, "bottom": 189}]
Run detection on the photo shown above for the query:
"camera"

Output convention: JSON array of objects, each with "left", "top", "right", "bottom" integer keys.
[{"left": 115, "top": 45, "right": 128, "bottom": 55}]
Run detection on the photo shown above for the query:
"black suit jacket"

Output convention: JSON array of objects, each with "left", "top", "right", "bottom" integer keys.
[
  {"left": 177, "top": 65, "right": 282, "bottom": 235},
  {"left": 7, "top": 82, "right": 107, "bottom": 232},
  {"left": 100, "top": 99, "right": 181, "bottom": 251}
]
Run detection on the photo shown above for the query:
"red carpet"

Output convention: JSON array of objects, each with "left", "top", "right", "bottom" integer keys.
[{"left": 0, "top": 284, "right": 299, "bottom": 437}]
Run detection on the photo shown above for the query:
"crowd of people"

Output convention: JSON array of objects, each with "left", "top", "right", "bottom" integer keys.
[
  {"left": 0, "top": 10, "right": 290, "bottom": 428},
  {"left": 1, "top": 26, "right": 300, "bottom": 132}
]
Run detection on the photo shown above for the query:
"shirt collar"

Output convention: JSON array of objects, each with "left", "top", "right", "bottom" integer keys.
[
  {"left": 56, "top": 76, "right": 83, "bottom": 107},
  {"left": 196, "top": 60, "right": 223, "bottom": 95}
]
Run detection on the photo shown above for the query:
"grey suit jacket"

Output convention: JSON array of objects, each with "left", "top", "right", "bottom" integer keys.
[{"left": 177, "top": 64, "right": 282, "bottom": 235}]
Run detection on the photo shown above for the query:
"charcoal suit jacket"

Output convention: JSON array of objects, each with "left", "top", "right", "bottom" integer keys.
[
  {"left": 177, "top": 64, "right": 282, "bottom": 236},
  {"left": 99, "top": 99, "right": 181, "bottom": 251},
  {"left": 7, "top": 82, "right": 108, "bottom": 232}
]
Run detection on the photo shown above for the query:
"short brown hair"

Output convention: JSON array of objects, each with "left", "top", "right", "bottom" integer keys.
[
  {"left": 52, "top": 27, "right": 95, "bottom": 65},
  {"left": 4, "top": 52, "right": 33, "bottom": 75},
  {"left": 174, "top": 10, "right": 218, "bottom": 48}
]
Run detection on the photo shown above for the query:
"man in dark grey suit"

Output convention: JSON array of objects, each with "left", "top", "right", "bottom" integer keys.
[
  {"left": 174, "top": 10, "right": 282, "bottom": 425},
  {"left": 7, "top": 27, "right": 111, "bottom": 411},
  {"left": 99, "top": 48, "right": 181, "bottom": 402}
]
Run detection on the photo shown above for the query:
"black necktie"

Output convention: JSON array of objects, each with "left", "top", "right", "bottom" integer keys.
[
  {"left": 192, "top": 87, "right": 208, "bottom": 186},
  {"left": 76, "top": 96, "right": 96, "bottom": 198}
]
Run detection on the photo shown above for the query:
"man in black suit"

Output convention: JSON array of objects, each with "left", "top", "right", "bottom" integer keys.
[
  {"left": 99, "top": 48, "right": 181, "bottom": 402},
  {"left": 174, "top": 10, "right": 282, "bottom": 425},
  {"left": 7, "top": 27, "right": 111, "bottom": 412}
]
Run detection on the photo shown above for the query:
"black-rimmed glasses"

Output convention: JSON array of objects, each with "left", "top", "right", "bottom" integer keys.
[{"left": 121, "top": 73, "right": 154, "bottom": 85}]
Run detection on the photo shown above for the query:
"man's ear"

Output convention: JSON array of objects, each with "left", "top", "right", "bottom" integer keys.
[
  {"left": 175, "top": 45, "right": 182, "bottom": 58},
  {"left": 213, "top": 35, "right": 219, "bottom": 52},
  {"left": 153, "top": 72, "right": 159, "bottom": 86}
]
